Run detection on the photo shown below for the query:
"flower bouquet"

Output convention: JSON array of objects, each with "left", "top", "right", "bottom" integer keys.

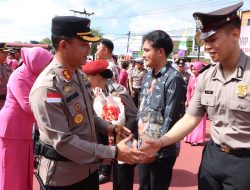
[{"left": 93, "top": 87, "right": 125, "bottom": 144}]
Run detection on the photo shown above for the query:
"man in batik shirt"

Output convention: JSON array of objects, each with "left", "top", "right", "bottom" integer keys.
[{"left": 138, "top": 30, "right": 186, "bottom": 190}]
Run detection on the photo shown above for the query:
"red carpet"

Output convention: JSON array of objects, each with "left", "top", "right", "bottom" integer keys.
[
  {"left": 99, "top": 140, "right": 204, "bottom": 190},
  {"left": 34, "top": 121, "right": 211, "bottom": 190}
]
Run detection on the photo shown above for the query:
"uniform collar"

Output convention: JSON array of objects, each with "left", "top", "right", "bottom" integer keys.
[
  {"left": 212, "top": 51, "right": 247, "bottom": 82},
  {"left": 51, "top": 58, "right": 75, "bottom": 83}
]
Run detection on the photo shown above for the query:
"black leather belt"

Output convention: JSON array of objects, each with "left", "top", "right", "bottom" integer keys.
[
  {"left": 34, "top": 140, "right": 70, "bottom": 161},
  {"left": 212, "top": 141, "right": 250, "bottom": 156},
  {"left": 0, "top": 94, "right": 6, "bottom": 100}
]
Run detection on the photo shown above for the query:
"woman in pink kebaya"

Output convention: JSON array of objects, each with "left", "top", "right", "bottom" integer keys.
[
  {"left": 0, "top": 47, "right": 53, "bottom": 190},
  {"left": 184, "top": 61, "right": 207, "bottom": 146}
]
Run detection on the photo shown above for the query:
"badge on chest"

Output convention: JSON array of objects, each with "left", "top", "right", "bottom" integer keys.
[
  {"left": 236, "top": 84, "right": 247, "bottom": 98},
  {"left": 74, "top": 113, "right": 84, "bottom": 124}
]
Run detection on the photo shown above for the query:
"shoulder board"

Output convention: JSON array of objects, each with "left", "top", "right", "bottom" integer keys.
[{"left": 198, "top": 63, "right": 216, "bottom": 74}]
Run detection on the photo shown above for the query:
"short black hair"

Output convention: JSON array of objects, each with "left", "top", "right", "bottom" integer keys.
[
  {"left": 100, "top": 38, "right": 114, "bottom": 52},
  {"left": 121, "top": 61, "right": 129, "bottom": 69},
  {"left": 142, "top": 30, "right": 173, "bottom": 57},
  {"left": 51, "top": 35, "right": 74, "bottom": 50},
  {"left": 112, "top": 54, "right": 118, "bottom": 62},
  {"left": 99, "top": 69, "right": 113, "bottom": 79}
]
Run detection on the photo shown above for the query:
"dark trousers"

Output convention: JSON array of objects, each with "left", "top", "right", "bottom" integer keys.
[
  {"left": 132, "top": 88, "right": 141, "bottom": 108},
  {"left": 116, "top": 164, "right": 136, "bottom": 190},
  {"left": 43, "top": 171, "right": 99, "bottom": 190},
  {"left": 198, "top": 140, "right": 250, "bottom": 190},
  {"left": 138, "top": 156, "right": 177, "bottom": 190},
  {"left": 43, "top": 170, "right": 99, "bottom": 190},
  {"left": 99, "top": 164, "right": 111, "bottom": 176},
  {"left": 97, "top": 134, "right": 112, "bottom": 176}
]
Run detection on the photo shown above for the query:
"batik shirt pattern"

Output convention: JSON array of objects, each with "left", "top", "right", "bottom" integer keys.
[{"left": 138, "top": 64, "right": 186, "bottom": 156}]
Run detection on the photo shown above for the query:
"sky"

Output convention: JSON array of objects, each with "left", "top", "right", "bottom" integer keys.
[{"left": 0, "top": 0, "right": 249, "bottom": 54}]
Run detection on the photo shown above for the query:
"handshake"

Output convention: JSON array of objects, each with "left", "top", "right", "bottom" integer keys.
[{"left": 107, "top": 125, "right": 163, "bottom": 164}]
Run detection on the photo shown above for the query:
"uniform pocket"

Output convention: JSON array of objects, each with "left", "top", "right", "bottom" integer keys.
[
  {"left": 229, "top": 100, "right": 250, "bottom": 126},
  {"left": 68, "top": 100, "right": 86, "bottom": 117},
  {"left": 229, "top": 100, "right": 250, "bottom": 112},
  {"left": 201, "top": 94, "right": 215, "bottom": 107},
  {"left": 67, "top": 99, "right": 87, "bottom": 129},
  {"left": 201, "top": 94, "right": 216, "bottom": 120}
]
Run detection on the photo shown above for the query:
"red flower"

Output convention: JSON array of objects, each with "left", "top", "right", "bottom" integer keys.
[{"left": 102, "top": 105, "right": 120, "bottom": 122}]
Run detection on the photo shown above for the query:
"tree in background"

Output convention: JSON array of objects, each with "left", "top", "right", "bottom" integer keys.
[
  {"left": 90, "top": 28, "right": 103, "bottom": 60},
  {"left": 40, "top": 37, "right": 51, "bottom": 45}
]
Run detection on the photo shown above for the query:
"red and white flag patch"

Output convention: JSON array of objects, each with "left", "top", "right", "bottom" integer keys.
[{"left": 47, "top": 92, "right": 62, "bottom": 103}]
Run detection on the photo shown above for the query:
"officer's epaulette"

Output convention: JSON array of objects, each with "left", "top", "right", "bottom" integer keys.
[{"left": 198, "top": 63, "right": 216, "bottom": 74}]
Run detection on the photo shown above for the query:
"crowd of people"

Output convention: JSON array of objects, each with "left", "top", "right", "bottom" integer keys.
[{"left": 0, "top": 1, "right": 250, "bottom": 190}]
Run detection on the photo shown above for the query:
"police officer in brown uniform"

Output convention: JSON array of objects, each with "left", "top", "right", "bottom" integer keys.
[
  {"left": 0, "top": 43, "right": 11, "bottom": 109},
  {"left": 176, "top": 58, "right": 191, "bottom": 84},
  {"left": 29, "top": 16, "right": 144, "bottom": 190},
  {"left": 139, "top": 2, "right": 250, "bottom": 190}
]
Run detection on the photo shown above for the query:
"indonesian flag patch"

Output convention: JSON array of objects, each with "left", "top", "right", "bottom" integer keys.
[{"left": 47, "top": 92, "right": 62, "bottom": 103}]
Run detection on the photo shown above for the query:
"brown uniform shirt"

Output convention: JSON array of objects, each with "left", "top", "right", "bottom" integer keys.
[
  {"left": 0, "top": 62, "right": 11, "bottom": 95},
  {"left": 129, "top": 68, "right": 147, "bottom": 89},
  {"left": 0, "top": 62, "right": 12, "bottom": 108},
  {"left": 187, "top": 51, "right": 250, "bottom": 149},
  {"left": 181, "top": 72, "right": 191, "bottom": 84},
  {"left": 30, "top": 58, "right": 115, "bottom": 186}
]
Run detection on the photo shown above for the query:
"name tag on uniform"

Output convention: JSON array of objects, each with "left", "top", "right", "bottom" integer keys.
[
  {"left": 66, "top": 92, "right": 79, "bottom": 103},
  {"left": 47, "top": 92, "right": 62, "bottom": 103},
  {"left": 205, "top": 90, "right": 213, "bottom": 94}
]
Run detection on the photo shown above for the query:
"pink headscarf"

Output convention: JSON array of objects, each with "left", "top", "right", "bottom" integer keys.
[
  {"left": 190, "top": 62, "right": 203, "bottom": 73},
  {"left": 21, "top": 47, "right": 53, "bottom": 78}
]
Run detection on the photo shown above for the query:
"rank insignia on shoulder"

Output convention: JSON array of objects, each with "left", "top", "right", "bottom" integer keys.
[
  {"left": 199, "top": 64, "right": 211, "bottom": 74},
  {"left": 236, "top": 66, "right": 243, "bottom": 78},
  {"left": 236, "top": 84, "right": 247, "bottom": 98},
  {"left": 74, "top": 113, "right": 84, "bottom": 124},
  {"left": 62, "top": 69, "right": 72, "bottom": 81}
]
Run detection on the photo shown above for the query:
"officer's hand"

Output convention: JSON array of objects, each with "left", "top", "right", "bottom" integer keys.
[
  {"left": 107, "top": 125, "right": 115, "bottom": 145},
  {"left": 131, "top": 138, "right": 138, "bottom": 149},
  {"left": 107, "top": 125, "right": 132, "bottom": 145},
  {"left": 117, "top": 125, "right": 131, "bottom": 139},
  {"left": 117, "top": 135, "right": 145, "bottom": 164},
  {"left": 141, "top": 154, "right": 156, "bottom": 164},
  {"left": 139, "top": 137, "right": 163, "bottom": 156}
]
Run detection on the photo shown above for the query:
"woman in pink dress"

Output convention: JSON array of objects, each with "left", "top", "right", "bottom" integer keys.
[
  {"left": 0, "top": 47, "right": 53, "bottom": 190},
  {"left": 184, "top": 61, "right": 206, "bottom": 146},
  {"left": 118, "top": 61, "right": 129, "bottom": 89}
]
